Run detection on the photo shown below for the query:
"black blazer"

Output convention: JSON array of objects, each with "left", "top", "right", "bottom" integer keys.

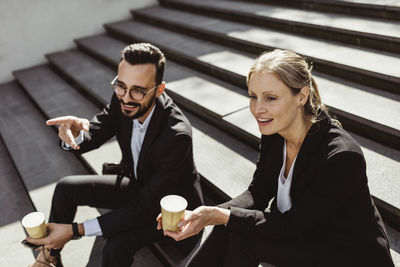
[
  {"left": 220, "top": 116, "right": 394, "bottom": 266},
  {"left": 73, "top": 92, "right": 203, "bottom": 237}
]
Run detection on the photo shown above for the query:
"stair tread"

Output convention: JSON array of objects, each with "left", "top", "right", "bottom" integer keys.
[
  {"left": 0, "top": 127, "right": 35, "bottom": 266},
  {"left": 338, "top": 0, "right": 400, "bottom": 7},
  {"left": 14, "top": 65, "right": 99, "bottom": 119},
  {"left": 103, "top": 20, "right": 400, "bottom": 135},
  {"left": 162, "top": 0, "right": 400, "bottom": 39},
  {"left": 0, "top": 82, "right": 103, "bottom": 267},
  {"left": 133, "top": 7, "right": 400, "bottom": 81},
  {"left": 0, "top": 82, "right": 89, "bottom": 193},
  {"left": 49, "top": 42, "right": 400, "bottom": 218}
]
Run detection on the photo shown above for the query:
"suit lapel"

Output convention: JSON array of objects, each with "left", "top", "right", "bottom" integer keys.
[
  {"left": 119, "top": 116, "right": 134, "bottom": 177},
  {"left": 290, "top": 117, "right": 331, "bottom": 200}
]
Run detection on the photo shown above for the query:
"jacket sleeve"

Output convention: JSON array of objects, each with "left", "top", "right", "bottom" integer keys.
[
  {"left": 218, "top": 135, "right": 276, "bottom": 211},
  {"left": 97, "top": 133, "right": 193, "bottom": 237},
  {"left": 67, "top": 95, "right": 119, "bottom": 155},
  {"left": 225, "top": 151, "right": 366, "bottom": 240}
]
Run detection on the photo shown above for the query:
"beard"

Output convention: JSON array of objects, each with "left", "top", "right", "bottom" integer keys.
[{"left": 120, "top": 93, "right": 156, "bottom": 119}]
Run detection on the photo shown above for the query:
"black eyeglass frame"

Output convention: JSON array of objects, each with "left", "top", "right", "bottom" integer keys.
[{"left": 110, "top": 76, "right": 159, "bottom": 101}]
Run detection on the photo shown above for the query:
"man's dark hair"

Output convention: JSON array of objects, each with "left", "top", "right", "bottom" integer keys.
[{"left": 120, "top": 43, "right": 166, "bottom": 84}]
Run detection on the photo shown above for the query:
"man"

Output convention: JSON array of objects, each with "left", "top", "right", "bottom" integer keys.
[{"left": 27, "top": 43, "right": 203, "bottom": 267}]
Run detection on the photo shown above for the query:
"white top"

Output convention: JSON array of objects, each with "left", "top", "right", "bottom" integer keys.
[
  {"left": 62, "top": 105, "right": 156, "bottom": 236},
  {"left": 131, "top": 105, "right": 155, "bottom": 178},
  {"left": 277, "top": 141, "right": 297, "bottom": 213}
]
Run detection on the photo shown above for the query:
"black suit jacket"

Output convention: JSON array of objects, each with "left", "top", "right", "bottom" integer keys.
[
  {"left": 220, "top": 116, "right": 394, "bottom": 266},
  {"left": 72, "top": 92, "right": 203, "bottom": 237}
]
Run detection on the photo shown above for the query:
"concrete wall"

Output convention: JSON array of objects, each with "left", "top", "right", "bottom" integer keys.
[{"left": 0, "top": 0, "right": 156, "bottom": 83}]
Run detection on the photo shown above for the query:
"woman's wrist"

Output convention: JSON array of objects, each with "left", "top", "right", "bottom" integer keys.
[{"left": 211, "top": 207, "right": 231, "bottom": 225}]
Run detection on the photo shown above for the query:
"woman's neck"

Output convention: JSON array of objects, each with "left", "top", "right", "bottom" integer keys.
[{"left": 281, "top": 115, "right": 313, "bottom": 153}]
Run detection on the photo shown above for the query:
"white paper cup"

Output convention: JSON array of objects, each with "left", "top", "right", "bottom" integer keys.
[
  {"left": 22, "top": 212, "right": 47, "bottom": 238},
  {"left": 160, "top": 195, "right": 187, "bottom": 232}
]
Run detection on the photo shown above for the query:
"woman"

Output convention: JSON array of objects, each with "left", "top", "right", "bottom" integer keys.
[{"left": 157, "top": 49, "right": 394, "bottom": 267}]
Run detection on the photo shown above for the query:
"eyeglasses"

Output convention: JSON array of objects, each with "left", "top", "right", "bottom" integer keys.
[{"left": 110, "top": 76, "right": 158, "bottom": 101}]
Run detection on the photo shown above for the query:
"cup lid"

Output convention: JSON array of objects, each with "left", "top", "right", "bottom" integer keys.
[
  {"left": 160, "top": 195, "right": 187, "bottom": 212},
  {"left": 22, "top": 212, "right": 45, "bottom": 228}
]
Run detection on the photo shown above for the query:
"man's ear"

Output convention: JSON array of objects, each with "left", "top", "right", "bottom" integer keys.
[
  {"left": 299, "top": 86, "right": 310, "bottom": 106},
  {"left": 156, "top": 82, "right": 166, "bottom": 98}
]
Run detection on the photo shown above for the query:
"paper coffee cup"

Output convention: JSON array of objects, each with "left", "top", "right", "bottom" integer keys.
[
  {"left": 160, "top": 195, "right": 187, "bottom": 232},
  {"left": 22, "top": 212, "right": 47, "bottom": 238}
]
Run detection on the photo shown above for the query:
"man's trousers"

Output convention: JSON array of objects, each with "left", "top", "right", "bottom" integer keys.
[{"left": 49, "top": 175, "right": 198, "bottom": 267}]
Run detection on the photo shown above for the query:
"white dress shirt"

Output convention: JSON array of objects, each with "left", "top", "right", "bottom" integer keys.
[
  {"left": 277, "top": 141, "right": 297, "bottom": 213},
  {"left": 62, "top": 105, "right": 156, "bottom": 236}
]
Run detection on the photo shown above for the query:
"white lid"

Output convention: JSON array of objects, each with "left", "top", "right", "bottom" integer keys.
[
  {"left": 160, "top": 195, "right": 187, "bottom": 212},
  {"left": 22, "top": 212, "right": 45, "bottom": 228}
]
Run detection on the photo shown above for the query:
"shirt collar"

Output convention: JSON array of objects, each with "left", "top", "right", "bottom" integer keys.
[{"left": 133, "top": 104, "right": 156, "bottom": 131}]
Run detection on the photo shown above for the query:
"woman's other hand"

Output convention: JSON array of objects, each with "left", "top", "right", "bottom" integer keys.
[
  {"left": 156, "top": 213, "right": 163, "bottom": 230},
  {"left": 163, "top": 206, "right": 230, "bottom": 241}
]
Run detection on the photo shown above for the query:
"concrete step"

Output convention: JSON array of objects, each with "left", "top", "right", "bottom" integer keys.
[
  {"left": 101, "top": 18, "right": 400, "bottom": 150},
  {"left": 6, "top": 71, "right": 163, "bottom": 267},
  {"left": 235, "top": 0, "right": 400, "bottom": 21},
  {"left": 387, "top": 225, "right": 400, "bottom": 266},
  {"left": 159, "top": 0, "right": 400, "bottom": 54},
  {"left": 0, "top": 81, "right": 100, "bottom": 267},
  {"left": 131, "top": 6, "right": 400, "bottom": 96},
  {"left": 0, "top": 125, "right": 36, "bottom": 266},
  {"left": 48, "top": 41, "right": 400, "bottom": 231}
]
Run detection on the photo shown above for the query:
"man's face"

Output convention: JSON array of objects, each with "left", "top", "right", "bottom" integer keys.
[{"left": 116, "top": 60, "right": 159, "bottom": 120}]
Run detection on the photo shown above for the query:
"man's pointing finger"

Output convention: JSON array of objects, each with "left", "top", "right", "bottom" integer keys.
[{"left": 46, "top": 116, "right": 76, "bottom": 126}]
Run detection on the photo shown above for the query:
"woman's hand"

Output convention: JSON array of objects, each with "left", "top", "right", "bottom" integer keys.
[{"left": 158, "top": 206, "right": 230, "bottom": 241}]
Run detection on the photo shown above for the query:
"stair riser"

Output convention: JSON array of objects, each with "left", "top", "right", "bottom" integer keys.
[
  {"left": 105, "top": 25, "right": 248, "bottom": 89},
  {"left": 373, "top": 196, "right": 400, "bottom": 231},
  {"left": 159, "top": 1, "right": 400, "bottom": 54},
  {"left": 45, "top": 58, "right": 107, "bottom": 110},
  {"left": 167, "top": 90, "right": 260, "bottom": 150},
  {"left": 133, "top": 12, "right": 400, "bottom": 96},
  {"left": 228, "top": 0, "right": 400, "bottom": 21}
]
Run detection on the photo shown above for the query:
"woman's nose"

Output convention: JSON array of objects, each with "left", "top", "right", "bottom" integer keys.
[{"left": 254, "top": 99, "right": 267, "bottom": 115}]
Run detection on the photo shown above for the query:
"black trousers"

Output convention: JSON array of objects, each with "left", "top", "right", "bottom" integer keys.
[
  {"left": 49, "top": 175, "right": 198, "bottom": 267},
  {"left": 186, "top": 225, "right": 314, "bottom": 267}
]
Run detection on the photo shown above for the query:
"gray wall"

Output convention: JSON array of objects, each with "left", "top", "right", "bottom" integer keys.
[{"left": 0, "top": 0, "right": 156, "bottom": 83}]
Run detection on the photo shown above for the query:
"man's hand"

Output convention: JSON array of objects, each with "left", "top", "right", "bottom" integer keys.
[
  {"left": 25, "top": 223, "right": 73, "bottom": 250},
  {"left": 158, "top": 206, "right": 230, "bottom": 241},
  {"left": 46, "top": 116, "right": 89, "bottom": 150}
]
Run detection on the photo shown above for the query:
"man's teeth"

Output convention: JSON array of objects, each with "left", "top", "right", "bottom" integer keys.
[
  {"left": 124, "top": 104, "right": 136, "bottom": 108},
  {"left": 258, "top": 118, "right": 272, "bottom": 122}
]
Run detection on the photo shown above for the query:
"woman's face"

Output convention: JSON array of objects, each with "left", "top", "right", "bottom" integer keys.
[{"left": 248, "top": 72, "right": 302, "bottom": 136}]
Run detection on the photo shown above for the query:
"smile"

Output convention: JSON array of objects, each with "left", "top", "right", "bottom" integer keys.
[
  {"left": 257, "top": 118, "right": 273, "bottom": 125},
  {"left": 121, "top": 103, "right": 139, "bottom": 111}
]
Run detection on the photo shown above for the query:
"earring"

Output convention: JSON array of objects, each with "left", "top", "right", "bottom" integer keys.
[{"left": 298, "top": 103, "right": 303, "bottom": 107}]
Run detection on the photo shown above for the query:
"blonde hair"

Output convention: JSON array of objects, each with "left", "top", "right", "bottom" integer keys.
[{"left": 247, "top": 49, "right": 329, "bottom": 123}]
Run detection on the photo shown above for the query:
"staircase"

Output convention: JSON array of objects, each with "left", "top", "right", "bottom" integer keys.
[{"left": 1, "top": 0, "right": 399, "bottom": 266}]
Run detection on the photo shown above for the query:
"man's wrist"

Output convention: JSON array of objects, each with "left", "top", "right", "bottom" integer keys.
[
  {"left": 78, "top": 223, "right": 85, "bottom": 236},
  {"left": 71, "top": 222, "right": 84, "bottom": 239}
]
